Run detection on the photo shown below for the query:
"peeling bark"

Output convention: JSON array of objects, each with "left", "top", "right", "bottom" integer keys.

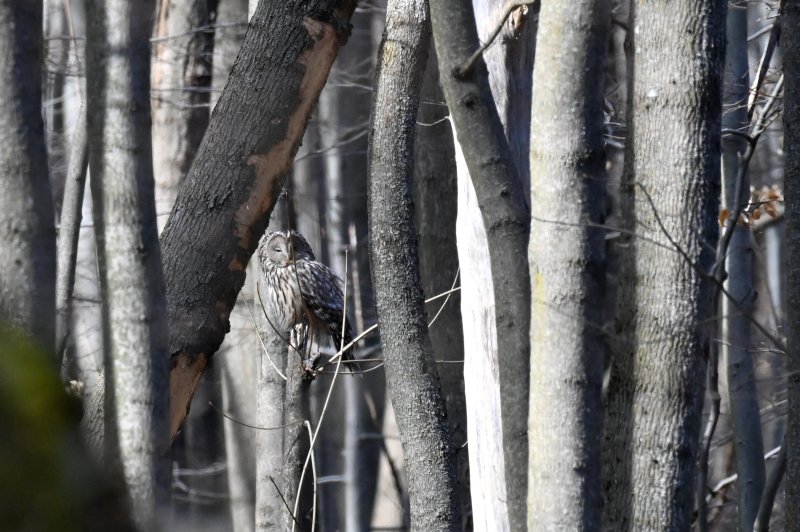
[{"left": 160, "top": 0, "right": 357, "bottom": 439}]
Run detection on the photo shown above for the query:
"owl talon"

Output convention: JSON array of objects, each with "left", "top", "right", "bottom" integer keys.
[{"left": 302, "top": 353, "right": 321, "bottom": 379}]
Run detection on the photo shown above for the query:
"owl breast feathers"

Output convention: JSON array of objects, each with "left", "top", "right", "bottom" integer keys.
[{"left": 258, "top": 230, "right": 355, "bottom": 362}]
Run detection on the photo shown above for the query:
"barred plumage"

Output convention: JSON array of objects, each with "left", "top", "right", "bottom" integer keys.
[{"left": 257, "top": 230, "right": 356, "bottom": 370}]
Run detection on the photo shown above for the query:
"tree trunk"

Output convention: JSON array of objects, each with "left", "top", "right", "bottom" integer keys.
[
  {"left": 368, "top": 1, "right": 460, "bottom": 529},
  {"left": 55, "top": 105, "right": 89, "bottom": 368},
  {"left": 209, "top": 2, "right": 258, "bottom": 530},
  {"left": 602, "top": 1, "right": 726, "bottom": 529},
  {"left": 85, "top": 0, "right": 170, "bottom": 527},
  {"left": 152, "top": 0, "right": 216, "bottom": 232},
  {"left": 784, "top": 0, "right": 800, "bottom": 529},
  {"left": 720, "top": 4, "right": 765, "bottom": 529},
  {"left": 160, "top": 0, "right": 357, "bottom": 441},
  {"left": 429, "top": 1, "right": 531, "bottom": 527},
  {"left": 282, "top": 351, "right": 312, "bottom": 531},
  {"left": 414, "top": 47, "right": 470, "bottom": 530},
  {"left": 527, "top": 1, "right": 609, "bottom": 529},
  {"left": 0, "top": 0, "right": 56, "bottom": 349},
  {"left": 254, "top": 204, "right": 289, "bottom": 532},
  {"left": 472, "top": 0, "right": 537, "bottom": 199}
]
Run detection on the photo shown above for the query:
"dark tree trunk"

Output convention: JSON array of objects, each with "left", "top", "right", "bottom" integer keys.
[
  {"left": 428, "top": 1, "right": 531, "bottom": 526},
  {"left": 160, "top": 0, "right": 357, "bottom": 439},
  {"left": 784, "top": 0, "right": 800, "bottom": 529},
  {"left": 602, "top": 1, "right": 726, "bottom": 529},
  {"left": 368, "top": 0, "right": 460, "bottom": 529},
  {"left": 0, "top": 0, "right": 56, "bottom": 349}
]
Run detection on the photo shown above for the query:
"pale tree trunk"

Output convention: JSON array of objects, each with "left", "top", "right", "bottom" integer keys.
[
  {"left": 368, "top": 1, "right": 461, "bottom": 529},
  {"left": 0, "top": 0, "right": 56, "bottom": 349},
  {"left": 152, "top": 0, "right": 216, "bottom": 232},
  {"left": 252, "top": 278, "right": 286, "bottom": 532},
  {"left": 209, "top": 1, "right": 257, "bottom": 530},
  {"left": 414, "top": 48, "right": 470, "bottom": 530},
  {"left": 55, "top": 105, "right": 89, "bottom": 368},
  {"left": 784, "top": 0, "right": 800, "bottom": 529},
  {"left": 719, "top": 3, "right": 764, "bottom": 529},
  {"left": 602, "top": 1, "right": 726, "bottom": 529},
  {"left": 254, "top": 201, "right": 289, "bottom": 532},
  {"left": 85, "top": 0, "right": 170, "bottom": 527},
  {"left": 527, "top": 1, "right": 609, "bottom": 529},
  {"left": 314, "top": 6, "right": 382, "bottom": 527},
  {"left": 161, "top": 0, "right": 358, "bottom": 441},
  {"left": 430, "top": 1, "right": 532, "bottom": 527},
  {"left": 472, "top": 0, "right": 537, "bottom": 198}
]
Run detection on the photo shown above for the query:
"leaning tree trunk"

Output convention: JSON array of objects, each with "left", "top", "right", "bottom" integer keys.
[
  {"left": 784, "top": 0, "right": 800, "bottom": 529},
  {"left": 602, "top": 1, "right": 726, "bottom": 529},
  {"left": 85, "top": 0, "right": 170, "bottom": 528},
  {"left": 160, "top": 0, "right": 357, "bottom": 440},
  {"left": 368, "top": 0, "right": 460, "bottom": 529},
  {"left": 527, "top": 2, "right": 609, "bottom": 529},
  {"left": 429, "top": 0, "right": 532, "bottom": 527},
  {"left": 0, "top": 0, "right": 56, "bottom": 349}
]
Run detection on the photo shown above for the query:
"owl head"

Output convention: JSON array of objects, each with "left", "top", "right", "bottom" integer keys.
[{"left": 260, "top": 230, "right": 316, "bottom": 266}]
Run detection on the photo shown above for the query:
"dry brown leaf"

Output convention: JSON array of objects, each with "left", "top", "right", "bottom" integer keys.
[{"left": 719, "top": 208, "right": 730, "bottom": 226}]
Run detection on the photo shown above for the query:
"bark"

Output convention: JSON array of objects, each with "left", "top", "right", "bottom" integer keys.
[
  {"left": 720, "top": 4, "right": 764, "bottom": 529},
  {"left": 254, "top": 207, "right": 288, "bottom": 532},
  {"left": 210, "top": 2, "right": 257, "bottom": 530},
  {"left": 472, "top": 0, "right": 537, "bottom": 199},
  {"left": 152, "top": 0, "right": 217, "bottom": 231},
  {"left": 527, "top": 2, "right": 609, "bottom": 529},
  {"left": 85, "top": 0, "right": 170, "bottom": 527},
  {"left": 429, "top": 1, "right": 531, "bottom": 527},
  {"left": 160, "top": 0, "right": 357, "bottom": 441},
  {"left": 282, "top": 352, "right": 312, "bottom": 531},
  {"left": 0, "top": 0, "right": 57, "bottom": 349},
  {"left": 368, "top": 1, "right": 460, "bottom": 529},
  {"left": 785, "top": 0, "right": 800, "bottom": 529},
  {"left": 602, "top": 1, "right": 726, "bottom": 530},
  {"left": 56, "top": 105, "right": 89, "bottom": 367},
  {"left": 414, "top": 48, "right": 470, "bottom": 530}
]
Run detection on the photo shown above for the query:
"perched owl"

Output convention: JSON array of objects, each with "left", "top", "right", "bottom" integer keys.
[{"left": 258, "top": 230, "right": 358, "bottom": 371}]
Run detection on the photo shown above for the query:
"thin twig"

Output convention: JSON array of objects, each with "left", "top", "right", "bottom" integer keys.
[
  {"left": 638, "top": 185, "right": 785, "bottom": 352},
  {"left": 455, "top": 0, "right": 538, "bottom": 78},
  {"left": 304, "top": 420, "right": 318, "bottom": 532},
  {"left": 696, "top": 341, "right": 719, "bottom": 532},
  {"left": 208, "top": 401, "right": 303, "bottom": 431},
  {"left": 243, "top": 291, "right": 288, "bottom": 381},
  {"left": 270, "top": 476, "right": 303, "bottom": 531},
  {"left": 428, "top": 267, "right": 460, "bottom": 328},
  {"left": 754, "top": 437, "right": 787, "bottom": 532},
  {"left": 747, "top": 0, "right": 785, "bottom": 121}
]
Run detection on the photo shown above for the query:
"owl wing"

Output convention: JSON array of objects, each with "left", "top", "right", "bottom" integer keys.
[{"left": 294, "top": 259, "right": 355, "bottom": 351}]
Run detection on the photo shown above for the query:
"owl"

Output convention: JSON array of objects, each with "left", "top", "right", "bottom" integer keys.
[{"left": 257, "top": 230, "right": 358, "bottom": 371}]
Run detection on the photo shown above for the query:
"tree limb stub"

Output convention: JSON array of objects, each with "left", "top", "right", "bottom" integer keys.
[{"left": 161, "top": 1, "right": 356, "bottom": 441}]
